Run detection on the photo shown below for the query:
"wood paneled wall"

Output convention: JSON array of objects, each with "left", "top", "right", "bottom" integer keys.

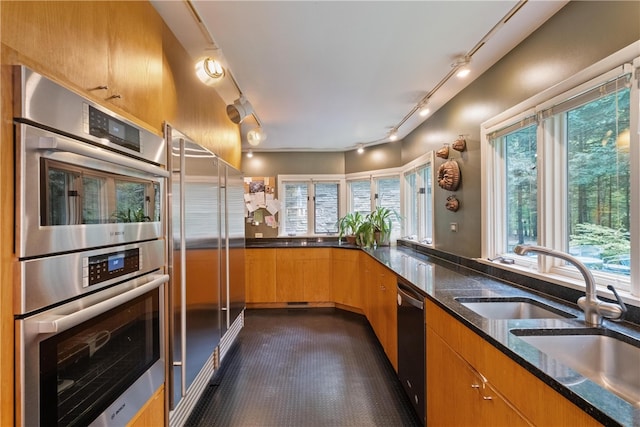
[
  {"left": 162, "top": 24, "right": 242, "bottom": 167},
  {"left": 0, "top": 1, "right": 242, "bottom": 424}
]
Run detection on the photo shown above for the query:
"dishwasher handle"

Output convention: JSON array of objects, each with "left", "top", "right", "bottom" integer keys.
[{"left": 397, "top": 284, "right": 424, "bottom": 310}]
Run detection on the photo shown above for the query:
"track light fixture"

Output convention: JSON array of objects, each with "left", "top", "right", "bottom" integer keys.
[
  {"left": 357, "top": 144, "right": 364, "bottom": 154},
  {"left": 389, "top": 128, "right": 398, "bottom": 141},
  {"left": 418, "top": 101, "right": 430, "bottom": 117},
  {"left": 195, "top": 57, "right": 225, "bottom": 86},
  {"left": 247, "top": 127, "right": 266, "bottom": 146},
  {"left": 226, "top": 97, "right": 253, "bottom": 124},
  {"left": 247, "top": 149, "right": 254, "bottom": 158},
  {"left": 453, "top": 56, "right": 471, "bottom": 78}
]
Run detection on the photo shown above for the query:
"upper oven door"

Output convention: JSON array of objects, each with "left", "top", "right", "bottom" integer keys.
[{"left": 16, "top": 123, "right": 169, "bottom": 259}]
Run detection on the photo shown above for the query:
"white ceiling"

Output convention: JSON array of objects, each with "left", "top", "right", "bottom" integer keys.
[{"left": 153, "top": 1, "right": 568, "bottom": 152}]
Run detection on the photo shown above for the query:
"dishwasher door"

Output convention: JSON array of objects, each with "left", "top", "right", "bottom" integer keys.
[{"left": 397, "top": 280, "right": 425, "bottom": 425}]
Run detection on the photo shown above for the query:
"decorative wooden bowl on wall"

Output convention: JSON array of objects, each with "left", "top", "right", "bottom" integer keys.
[{"left": 437, "top": 159, "right": 461, "bottom": 191}]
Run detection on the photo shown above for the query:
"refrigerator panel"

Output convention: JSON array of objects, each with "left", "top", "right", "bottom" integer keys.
[
  {"left": 167, "top": 127, "right": 222, "bottom": 410},
  {"left": 227, "top": 164, "right": 246, "bottom": 326}
]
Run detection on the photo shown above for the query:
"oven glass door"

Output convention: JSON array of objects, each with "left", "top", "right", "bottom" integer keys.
[
  {"left": 44, "top": 159, "right": 160, "bottom": 226},
  {"left": 16, "top": 123, "right": 167, "bottom": 258},
  {"left": 38, "top": 289, "right": 160, "bottom": 426}
]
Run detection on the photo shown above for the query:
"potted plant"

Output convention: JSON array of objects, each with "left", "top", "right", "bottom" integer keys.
[
  {"left": 366, "top": 206, "right": 399, "bottom": 246},
  {"left": 337, "top": 211, "right": 364, "bottom": 245}
]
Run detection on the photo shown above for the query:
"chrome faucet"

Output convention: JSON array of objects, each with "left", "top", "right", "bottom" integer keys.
[{"left": 514, "top": 245, "right": 627, "bottom": 326}]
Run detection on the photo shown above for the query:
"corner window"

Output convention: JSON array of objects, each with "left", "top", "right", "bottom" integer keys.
[{"left": 346, "top": 171, "right": 402, "bottom": 243}]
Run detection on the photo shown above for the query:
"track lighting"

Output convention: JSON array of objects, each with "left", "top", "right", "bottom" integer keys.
[
  {"left": 195, "top": 57, "right": 225, "bottom": 86},
  {"left": 247, "top": 150, "right": 253, "bottom": 158},
  {"left": 226, "top": 97, "right": 253, "bottom": 124},
  {"left": 357, "top": 144, "right": 364, "bottom": 154},
  {"left": 453, "top": 56, "right": 471, "bottom": 78},
  {"left": 418, "top": 102, "right": 430, "bottom": 117},
  {"left": 247, "top": 127, "right": 266, "bottom": 146},
  {"left": 389, "top": 128, "right": 398, "bottom": 141}
]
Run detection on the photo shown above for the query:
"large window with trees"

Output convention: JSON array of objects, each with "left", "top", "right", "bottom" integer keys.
[{"left": 483, "top": 58, "right": 638, "bottom": 297}]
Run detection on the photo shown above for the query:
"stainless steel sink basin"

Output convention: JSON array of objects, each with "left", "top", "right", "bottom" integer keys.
[
  {"left": 511, "top": 328, "right": 640, "bottom": 406},
  {"left": 455, "top": 297, "right": 575, "bottom": 320}
]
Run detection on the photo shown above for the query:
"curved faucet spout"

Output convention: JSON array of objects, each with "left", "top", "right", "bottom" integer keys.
[{"left": 513, "top": 244, "right": 625, "bottom": 326}]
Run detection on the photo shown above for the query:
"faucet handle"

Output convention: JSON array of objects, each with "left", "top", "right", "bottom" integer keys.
[{"left": 606, "top": 285, "right": 628, "bottom": 321}]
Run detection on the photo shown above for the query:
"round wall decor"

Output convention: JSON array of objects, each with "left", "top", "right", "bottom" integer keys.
[{"left": 437, "top": 159, "right": 461, "bottom": 191}]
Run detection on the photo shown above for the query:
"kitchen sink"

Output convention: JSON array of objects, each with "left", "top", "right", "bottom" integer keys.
[
  {"left": 455, "top": 297, "right": 575, "bottom": 320},
  {"left": 511, "top": 328, "right": 640, "bottom": 406}
]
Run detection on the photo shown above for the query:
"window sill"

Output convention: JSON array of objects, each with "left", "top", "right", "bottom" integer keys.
[{"left": 474, "top": 257, "right": 640, "bottom": 309}]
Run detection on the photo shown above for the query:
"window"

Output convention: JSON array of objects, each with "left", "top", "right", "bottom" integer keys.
[
  {"left": 483, "top": 58, "right": 638, "bottom": 297},
  {"left": 346, "top": 170, "right": 402, "bottom": 243},
  {"left": 314, "top": 182, "right": 339, "bottom": 234},
  {"left": 402, "top": 152, "right": 434, "bottom": 245},
  {"left": 278, "top": 175, "right": 344, "bottom": 236},
  {"left": 283, "top": 182, "right": 308, "bottom": 235},
  {"left": 349, "top": 180, "right": 371, "bottom": 214},
  {"left": 374, "top": 176, "right": 401, "bottom": 242}
]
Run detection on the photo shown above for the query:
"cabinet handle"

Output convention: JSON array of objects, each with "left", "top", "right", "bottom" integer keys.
[
  {"left": 90, "top": 85, "right": 108, "bottom": 91},
  {"left": 107, "top": 94, "right": 122, "bottom": 100},
  {"left": 482, "top": 395, "right": 493, "bottom": 401},
  {"left": 471, "top": 384, "right": 480, "bottom": 389}
]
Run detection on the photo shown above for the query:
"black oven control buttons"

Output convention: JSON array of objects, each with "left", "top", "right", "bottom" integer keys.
[
  {"left": 83, "top": 104, "right": 141, "bottom": 153},
  {"left": 82, "top": 248, "right": 140, "bottom": 287}
]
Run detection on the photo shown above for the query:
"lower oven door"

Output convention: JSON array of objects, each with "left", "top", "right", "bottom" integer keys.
[{"left": 16, "top": 273, "right": 168, "bottom": 427}]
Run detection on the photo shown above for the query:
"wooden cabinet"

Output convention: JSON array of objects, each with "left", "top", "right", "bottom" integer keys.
[
  {"left": 2, "top": 1, "right": 163, "bottom": 131},
  {"left": 245, "top": 249, "right": 277, "bottom": 303},
  {"left": 427, "top": 328, "right": 531, "bottom": 426},
  {"left": 276, "top": 248, "right": 332, "bottom": 302},
  {"left": 127, "top": 385, "right": 164, "bottom": 427},
  {"left": 331, "top": 249, "right": 362, "bottom": 310},
  {"left": 106, "top": 1, "right": 163, "bottom": 129},
  {"left": 426, "top": 300, "right": 600, "bottom": 426},
  {"left": 363, "top": 254, "right": 397, "bottom": 371}
]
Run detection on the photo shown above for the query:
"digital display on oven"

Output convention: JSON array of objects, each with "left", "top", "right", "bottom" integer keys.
[
  {"left": 86, "top": 248, "right": 140, "bottom": 286},
  {"left": 107, "top": 253, "right": 125, "bottom": 272},
  {"left": 86, "top": 105, "right": 141, "bottom": 152},
  {"left": 108, "top": 118, "right": 126, "bottom": 140}
]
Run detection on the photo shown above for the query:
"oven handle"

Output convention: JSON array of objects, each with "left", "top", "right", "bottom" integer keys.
[
  {"left": 38, "top": 136, "right": 170, "bottom": 178},
  {"left": 37, "top": 274, "right": 169, "bottom": 334}
]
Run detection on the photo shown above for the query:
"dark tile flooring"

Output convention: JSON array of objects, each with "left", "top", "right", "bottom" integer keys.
[{"left": 185, "top": 308, "right": 421, "bottom": 426}]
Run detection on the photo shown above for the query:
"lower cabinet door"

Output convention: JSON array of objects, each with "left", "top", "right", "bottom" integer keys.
[{"left": 426, "top": 328, "right": 531, "bottom": 427}]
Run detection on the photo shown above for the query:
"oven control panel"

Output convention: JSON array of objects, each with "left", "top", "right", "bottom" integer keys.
[
  {"left": 82, "top": 248, "right": 140, "bottom": 287},
  {"left": 84, "top": 104, "right": 141, "bottom": 153}
]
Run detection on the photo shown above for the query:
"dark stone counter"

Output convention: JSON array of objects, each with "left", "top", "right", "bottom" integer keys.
[
  {"left": 364, "top": 245, "right": 640, "bottom": 427},
  {"left": 245, "top": 238, "right": 640, "bottom": 425}
]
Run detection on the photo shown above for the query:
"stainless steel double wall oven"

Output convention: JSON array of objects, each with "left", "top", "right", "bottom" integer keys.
[{"left": 13, "top": 67, "right": 169, "bottom": 426}]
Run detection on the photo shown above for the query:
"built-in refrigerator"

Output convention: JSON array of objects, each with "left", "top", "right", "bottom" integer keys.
[{"left": 165, "top": 125, "right": 245, "bottom": 426}]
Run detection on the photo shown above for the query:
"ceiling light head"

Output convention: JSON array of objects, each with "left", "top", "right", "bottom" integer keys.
[
  {"left": 357, "top": 144, "right": 364, "bottom": 154},
  {"left": 246, "top": 149, "right": 253, "bottom": 158},
  {"left": 226, "top": 97, "right": 253, "bottom": 124},
  {"left": 418, "top": 102, "right": 430, "bottom": 117},
  {"left": 247, "top": 127, "right": 266, "bottom": 146},
  {"left": 389, "top": 128, "right": 398, "bottom": 141},
  {"left": 453, "top": 56, "right": 471, "bottom": 78},
  {"left": 195, "top": 57, "right": 225, "bottom": 86}
]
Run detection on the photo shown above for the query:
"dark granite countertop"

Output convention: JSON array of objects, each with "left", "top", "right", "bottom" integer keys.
[
  {"left": 364, "top": 245, "right": 640, "bottom": 427},
  {"left": 246, "top": 237, "right": 359, "bottom": 249},
  {"left": 245, "top": 238, "right": 640, "bottom": 425}
]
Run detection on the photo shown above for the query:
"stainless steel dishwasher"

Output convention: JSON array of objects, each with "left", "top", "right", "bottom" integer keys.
[{"left": 397, "top": 278, "right": 425, "bottom": 426}]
